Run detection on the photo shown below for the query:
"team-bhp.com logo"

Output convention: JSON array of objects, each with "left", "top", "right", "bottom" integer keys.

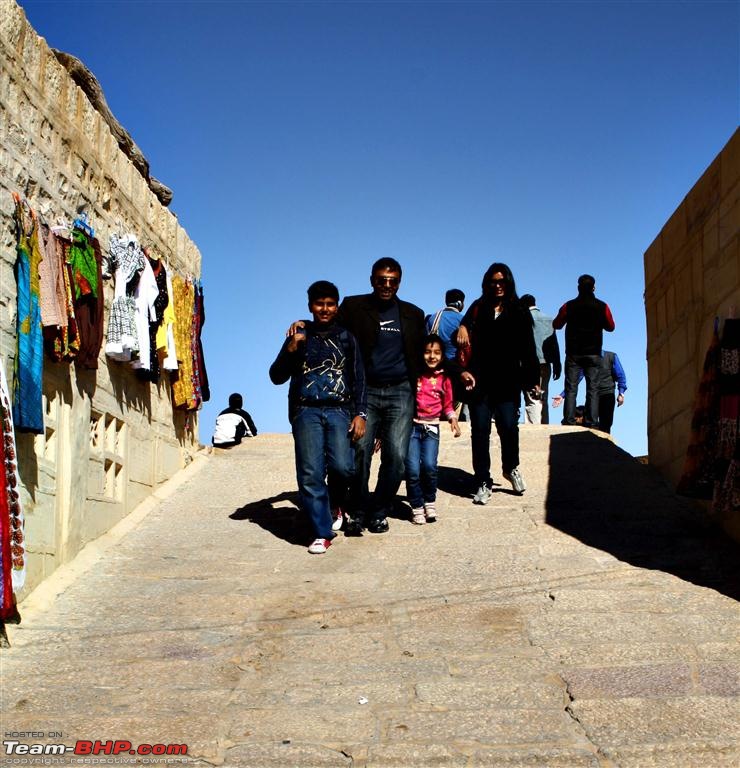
[{"left": 4, "top": 739, "right": 188, "bottom": 757}]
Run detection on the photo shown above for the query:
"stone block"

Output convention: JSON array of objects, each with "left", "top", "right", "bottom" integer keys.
[
  {"left": 0, "top": 0, "right": 25, "bottom": 49},
  {"left": 685, "top": 156, "right": 721, "bottom": 235},
  {"left": 674, "top": 262, "right": 693, "bottom": 309},
  {"left": 719, "top": 192, "right": 740, "bottom": 251},
  {"left": 656, "top": 293, "right": 667, "bottom": 336},
  {"left": 20, "top": 22, "right": 43, "bottom": 86},
  {"left": 697, "top": 663, "right": 740, "bottom": 696},
  {"left": 563, "top": 663, "right": 692, "bottom": 699},
  {"left": 644, "top": 234, "right": 662, "bottom": 287},
  {"left": 469, "top": 748, "right": 601, "bottom": 767},
  {"left": 567, "top": 696, "right": 739, "bottom": 747},
  {"left": 720, "top": 129, "right": 740, "bottom": 199},
  {"left": 661, "top": 204, "right": 687, "bottom": 265},
  {"left": 667, "top": 323, "right": 690, "bottom": 374}
]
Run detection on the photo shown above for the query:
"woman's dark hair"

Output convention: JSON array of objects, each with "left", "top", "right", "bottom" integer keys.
[{"left": 481, "top": 262, "right": 519, "bottom": 306}]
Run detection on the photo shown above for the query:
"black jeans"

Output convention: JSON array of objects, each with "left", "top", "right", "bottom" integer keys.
[
  {"left": 469, "top": 395, "right": 520, "bottom": 484},
  {"left": 564, "top": 354, "right": 602, "bottom": 427}
]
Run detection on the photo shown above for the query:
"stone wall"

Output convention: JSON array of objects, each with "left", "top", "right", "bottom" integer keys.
[
  {"left": 644, "top": 129, "right": 739, "bottom": 540},
  {"left": 0, "top": 0, "right": 203, "bottom": 598}
]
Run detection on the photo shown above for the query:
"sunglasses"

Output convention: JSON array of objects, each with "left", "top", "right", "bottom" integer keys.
[
  {"left": 373, "top": 276, "right": 400, "bottom": 287},
  {"left": 488, "top": 279, "right": 507, "bottom": 286}
]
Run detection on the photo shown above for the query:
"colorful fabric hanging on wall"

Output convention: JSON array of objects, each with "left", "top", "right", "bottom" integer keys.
[
  {"left": 171, "top": 275, "right": 196, "bottom": 409},
  {"left": 715, "top": 318, "right": 740, "bottom": 520},
  {"left": 0, "top": 362, "right": 25, "bottom": 622},
  {"left": 11, "top": 193, "right": 44, "bottom": 434}
]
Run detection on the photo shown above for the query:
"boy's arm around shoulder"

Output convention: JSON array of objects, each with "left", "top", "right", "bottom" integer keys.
[{"left": 269, "top": 336, "right": 302, "bottom": 385}]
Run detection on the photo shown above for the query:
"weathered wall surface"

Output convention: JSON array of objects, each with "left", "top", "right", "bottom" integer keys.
[
  {"left": 644, "top": 129, "right": 739, "bottom": 539},
  {"left": 0, "top": 0, "right": 203, "bottom": 597}
]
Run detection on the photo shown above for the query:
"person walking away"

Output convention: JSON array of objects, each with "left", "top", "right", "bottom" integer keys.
[
  {"left": 270, "top": 281, "right": 366, "bottom": 554},
  {"left": 552, "top": 274, "right": 615, "bottom": 428},
  {"left": 405, "top": 334, "right": 462, "bottom": 525},
  {"left": 211, "top": 392, "right": 258, "bottom": 448},
  {"left": 519, "top": 294, "right": 561, "bottom": 425},
  {"left": 425, "top": 289, "right": 465, "bottom": 361},
  {"left": 456, "top": 263, "right": 540, "bottom": 500},
  {"left": 552, "top": 349, "right": 626, "bottom": 434}
]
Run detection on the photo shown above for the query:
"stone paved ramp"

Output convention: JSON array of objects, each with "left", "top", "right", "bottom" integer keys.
[{"left": 3, "top": 426, "right": 739, "bottom": 768}]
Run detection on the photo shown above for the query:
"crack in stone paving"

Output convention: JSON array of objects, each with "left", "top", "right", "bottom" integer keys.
[{"left": 562, "top": 678, "right": 617, "bottom": 768}]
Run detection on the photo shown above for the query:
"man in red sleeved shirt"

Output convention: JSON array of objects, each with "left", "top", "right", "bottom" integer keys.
[{"left": 552, "top": 274, "right": 615, "bottom": 428}]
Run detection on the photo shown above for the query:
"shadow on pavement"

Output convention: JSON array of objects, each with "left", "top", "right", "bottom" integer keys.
[
  {"left": 546, "top": 431, "right": 740, "bottom": 601},
  {"left": 230, "top": 491, "right": 311, "bottom": 546}
]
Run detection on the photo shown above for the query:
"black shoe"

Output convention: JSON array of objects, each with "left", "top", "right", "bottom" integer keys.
[
  {"left": 367, "top": 518, "right": 389, "bottom": 534},
  {"left": 344, "top": 519, "right": 363, "bottom": 537}
]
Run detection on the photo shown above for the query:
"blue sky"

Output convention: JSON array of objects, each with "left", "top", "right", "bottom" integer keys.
[{"left": 21, "top": 0, "right": 739, "bottom": 456}]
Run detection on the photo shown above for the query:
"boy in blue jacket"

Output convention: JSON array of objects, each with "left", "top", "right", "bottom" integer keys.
[{"left": 269, "top": 281, "right": 367, "bottom": 554}]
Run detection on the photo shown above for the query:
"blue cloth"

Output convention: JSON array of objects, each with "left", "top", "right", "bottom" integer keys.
[
  {"left": 469, "top": 396, "right": 520, "bottom": 481},
  {"left": 351, "top": 380, "right": 414, "bottom": 521},
  {"left": 425, "top": 307, "right": 462, "bottom": 360},
  {"left": 292, "top": 406, "right": 355, "bottom": 539},
  {"left": 405, "top": 423, "right": 440, "bottom": 508}
]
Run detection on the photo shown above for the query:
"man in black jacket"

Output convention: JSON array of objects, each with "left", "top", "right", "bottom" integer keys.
[
  {"left": 337, "top": 258, "right": 426, "bottom": 533},
  {"left": 552, "top": 274, "right": 616, "bottom": 428}
]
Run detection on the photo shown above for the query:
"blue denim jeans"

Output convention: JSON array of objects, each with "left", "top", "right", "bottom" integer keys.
[
  {"left": 292, "top": 406, "right": 354, "bottom": 539},
  {"left": 351, "top": 381, "right": 414, "bottom": 522},
  {"left": 469, "top": 396, "right": 520, "bottom": 484},
  {"left": 564, "top": 354, "right": 602, "bottom": 427},
  {"left": 404, "top": 422, "right": 440, "bottom": 508}
]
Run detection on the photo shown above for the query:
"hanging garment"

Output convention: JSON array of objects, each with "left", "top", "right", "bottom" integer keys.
[
  {"left": 11, "top": 194, "right": 44, "bottom": 434},
  {"left": 131, "top": 256, "right": 159, "bottom": 373},
  {"left": 38, "top": 224, "right": 68, "bottom": 328},
  {"left": 73, "top": 236, "right": 104, "bottom": 369},
  {"left": 714, "top": 318, "right": 740, "bottom": 520},
  {"left": 192, "top": 282, "right": 210, "bottom": 404},
  {"left": 158, "top": 265, "right": 178, "bottom": 371},
  {"left": 67, "top": 227, "right": 99, "bottom": 300},
  {"left": 105, "top": 233, "right": 144, "bottom": 362},
  {"left": 136, "top": 258, "right": 169, "bottom": 382},
  {"left": 44, "top": 243, "right": 81, "bottom": 363},
  {"left": 171, "top": 276, "right": 196, "bottom": 409},
  {"left": 676, "top": 326, "right": 721, "bottom": 499},
  {"left": 0, "top": 362, "right": 25, "bottom": 622}
]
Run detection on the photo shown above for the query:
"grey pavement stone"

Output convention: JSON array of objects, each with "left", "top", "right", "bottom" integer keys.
[
  {"left": 469, "top": 747, "right": 601, "bottom": 767},
  {"left": 562, "top": 663, "right": 694, "bottom": 698}
]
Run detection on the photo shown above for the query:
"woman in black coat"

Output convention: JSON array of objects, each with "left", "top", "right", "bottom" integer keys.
[{"left": 457, "top": 263, "right": 540, "bottom": 501}]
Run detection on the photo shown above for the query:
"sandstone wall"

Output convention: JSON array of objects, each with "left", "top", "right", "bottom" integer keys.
[
  {"left": 644, "top": 129, "right": 739, "bottom": 540},
  {"left": 0, "top": 0, "right": 203, "bottom": 598}
]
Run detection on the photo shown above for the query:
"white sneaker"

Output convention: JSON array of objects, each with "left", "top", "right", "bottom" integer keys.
[
  {"left": 331, "top": 507, "right": 344, "bottom": 532},
  {"left": 472, "top": 484, "right": 492, "bottom": 505},
  {"left": 503, "top": 468, "right": 526, "bottom": 494},
  {"left": 411, "top": 507, "right": 426, "bottom": 525},
  {"left": 424, "top": 503, "right": 436, "bottom": 522},
  {"left": 308, "top": 538, "right": 332, "bottom": 554}
]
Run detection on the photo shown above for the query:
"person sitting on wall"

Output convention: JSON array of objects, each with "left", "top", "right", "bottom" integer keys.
[{"left": 212, "top": 393, "right": 258, "bottom": 448}]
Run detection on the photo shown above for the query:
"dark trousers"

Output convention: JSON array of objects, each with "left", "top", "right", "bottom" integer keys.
[
  {"left": 351, "top": 381, "right": 414, "bottom": 522},
  {"left": 564, "top": 354, "right": 602, "bottom": 427},
  {"left": 597, "top": 393, "right": 616, "bottom": 434},
  {"left": 469, "top": 395, "right": 520, "bottom": 484}
]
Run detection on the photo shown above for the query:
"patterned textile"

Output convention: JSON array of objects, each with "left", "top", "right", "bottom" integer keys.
[
  {"left": 158, "top": 266, "right": 178, "bottom": 371},
  {"left": 171, "top": 276, "right": 196, "bottom": 409},
  {"left": 195, "top": 283, "right": 210, "bottom": 403},
  {"left": 714, "top": 319, "right": 740, "bottom": 520},
  {"left": 136, "top": 259, "right": 169, "bottom": 382},
  {"left": 38, "top": 224, "right": 68, "bottom": 328},
  {"left": 44, "top": 248, "right": 80, "bottom": 363},
  {"left": 0, "top": 361, "right": 25, "bottom": 621},
  {"left": 68, "top": 227, "right": 98, "bottom": 299},
  {"left": 73, "top": 237, "right": 104, "bottom": 369},
  {"left": 11, "top": 194, "right": 44, "bottom": 434},
  {"left": 105, "top": 233, "right": 143, "bottom": 362},
  {"left": 676, "top": 327, "right": 722, "bottom": 499}
]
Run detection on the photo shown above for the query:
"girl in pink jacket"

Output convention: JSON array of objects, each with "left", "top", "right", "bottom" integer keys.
[{"left": 405, "top": 334, "right": 461, "bottom": 524}]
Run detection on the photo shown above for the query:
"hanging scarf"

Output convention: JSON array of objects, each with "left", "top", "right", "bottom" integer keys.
[{"left": 11, "top": 194, "right": 44, "bottom": 434}]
